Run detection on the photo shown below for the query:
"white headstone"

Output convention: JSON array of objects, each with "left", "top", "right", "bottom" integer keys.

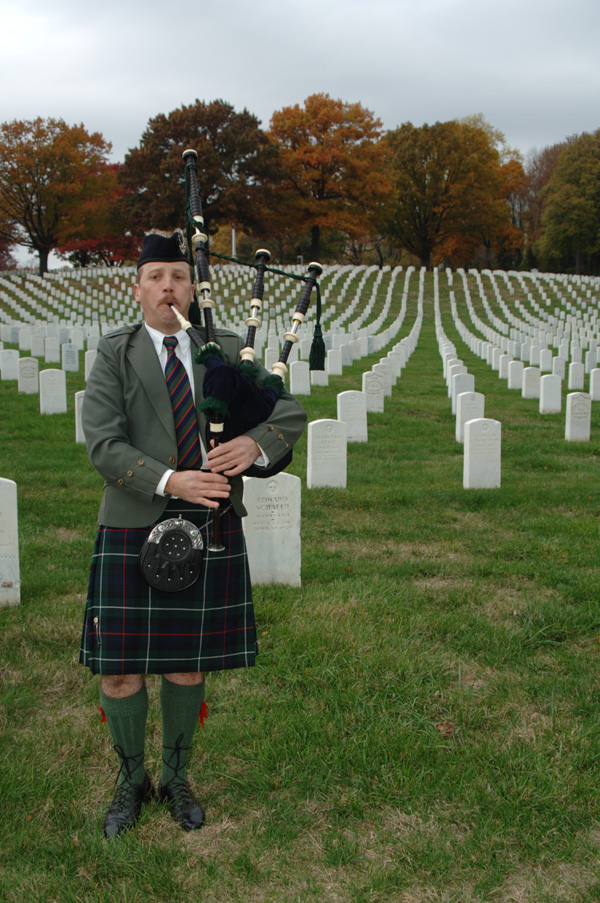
[
  {"left": 289, "top": 360, "right": 311, "bottom": 396},
  {"left": 539, "top": 375, "right": 562, "bottom": 414},
  {"left": 307, "top": 419, "right": 347, "bottom": 489},
  {"left": 40, "top": 369, "right": 67, "bottom": 414},
  {"left": 30, "top": 335, "right": 45, "bottom": 358},
  {"left": 18, "top": 357, "right": 39, "bottom": 394},
  {"left": 508, "top": 360, "right": 524, "bottom": 390},
  {"left": 447, "top": 363, "right": 466, "bottom": 396},
  {"left": 362, "top": 372, "right": 384, "bottom": 413},
  {"left": 264, "top": 347, "right": 278, "bottom": 371},
  {"left": 337, "top": 390, "right": 367, "bottom": 442},
  {"left": 61, "top": 343, "right": 79, "bottom": 372},
  {"left": 70, "top": 327, "right": 86, "bottom": 351},
  {"left": 522, "top": 367, "right": 541, "bottom": 399},
  {"left": 451, "top": 372, "right": 475, "bottom": 414},
  {"left": 0, "top": 478, "right": 20, "bottom": 606},
  {"left": 84, "top": 350, "right": 97, "bottom": 381},
  {"left": 310, "top": 368, "right": 328, "bottom": 387},
  {"left": 242, "top": 473, "right": 301, "bottom": 586},
  {"left": 18, "top": 327, "right": 32, "bottom": 351},
  {"left": 539, "top": 349, "right": 553, "bottom": 372},
  {"left": 456, "top": 392, "right": 485, "bottom": 443},
  {"left": 326, "top": 348, "right": 343, "bottom": 376},
  {"left": 1, "top": 349, "right": 19, "bottom": 381},
  {"left": 340, "top": 344, "right": 353, "bottom": 367},
  {"left": 568, "top": 362, "right": 585, "bottom": 390},
  {"left": 590, "top": 368, "right": 600, "bottom": 401},
  {"left": 372, "top": 362, "right": 392, "bottom": 397},
  {"left": 565, "top": 392, "right": 591, "bottom": 442},
  {"left": 45, "top": 337, "right": 60, "bottom": 363},
  {"left": 75, "top": 390, "right": 86, "bottom": 443},
  {"left": 463, "top": 419, "right": 501, "bottom": 489}
]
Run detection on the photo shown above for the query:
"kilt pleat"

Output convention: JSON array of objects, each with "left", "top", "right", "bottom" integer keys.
[{"left": 79, "top": 501, "right": 257, "bottom": 675}]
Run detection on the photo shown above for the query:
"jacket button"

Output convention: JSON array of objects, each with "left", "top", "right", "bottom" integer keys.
[
  {"left": 127, "top": 470, "right": 133, "bottom": 477},
  {"left": 169, "top": 456, "right": 176, "bottom": 465},
  {"left": 138, "top": 459, "right": 144, "bottom": 466},
  {"left": 117, "top": 479, "right": 124, "bottom": 486},
  {"left": 278, "top": 433, "right": 284, "bottom": 440}
]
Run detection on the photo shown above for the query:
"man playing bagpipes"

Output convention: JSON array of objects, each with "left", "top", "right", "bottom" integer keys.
[{"left": 79, "top": 232, "right": 307, "bottom": 837}]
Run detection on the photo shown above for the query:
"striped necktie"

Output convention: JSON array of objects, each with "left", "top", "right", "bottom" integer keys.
[{"left": 163, "top": 336, "right": 202, "bottom": 470}]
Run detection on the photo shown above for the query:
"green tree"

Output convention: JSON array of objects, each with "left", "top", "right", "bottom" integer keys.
[
  {"left": 523, "top": 141, "right": 569, "bottom": 255},
  {"left": 536, "top": 131, "right": 600, "bottom": 273},
  {"left": 268, "top": 93, "right": 392, "bottom": 262},
  {"left": 119, "top": 99, "right": 277, "bottom": 239},
  {"left": 0, "top": 117, "right": 111, "bottom": 275}
]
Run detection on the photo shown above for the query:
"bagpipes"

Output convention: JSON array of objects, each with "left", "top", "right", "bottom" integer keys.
[{"left": 169, "top": 149, "right": 325, "bottom": 549}]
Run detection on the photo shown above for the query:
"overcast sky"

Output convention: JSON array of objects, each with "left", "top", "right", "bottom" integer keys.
[{"left": 2, "top": 0, "right": 598, "bottom": 166}]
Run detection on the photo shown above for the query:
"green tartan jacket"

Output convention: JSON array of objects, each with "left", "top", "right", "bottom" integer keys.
[{"left": 82, "top": 323, "right": 307, "bottom": 527}]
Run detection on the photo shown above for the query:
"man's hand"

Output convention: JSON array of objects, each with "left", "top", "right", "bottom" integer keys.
[
  {"left": 164, "top": 470, "right": 231, "bottom": 508},
  {"left": 206, "top": 435, "right": 261, "bottom": 476}
]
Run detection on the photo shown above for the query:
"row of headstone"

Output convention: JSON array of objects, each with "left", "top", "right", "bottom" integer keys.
[
  {"left": 434, "top": 289, "right": 501, "bottom": 489},
  {"left": 1, "top": 344, "right": 88, "bottom": 380},
  {"left": 449, "top": 269, "right": 600, "bottom": 376},
  {"left": 440, "top": 278, "right": 597, "bottom": 447}
]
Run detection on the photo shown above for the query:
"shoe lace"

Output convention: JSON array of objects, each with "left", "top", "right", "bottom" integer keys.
[
  {"left": 113, "top": 745, "right": 145, "bottom": 788},
  {"left": 110, "top": 779, "right": 142, "bottom": 813},
  {"left": 162, "top": 733, "right": 191, "bottom": 786}
]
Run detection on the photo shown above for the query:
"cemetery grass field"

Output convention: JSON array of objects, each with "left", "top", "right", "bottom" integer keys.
[{"left": 2, "top": 270, "right": 600, "bottom": 902}]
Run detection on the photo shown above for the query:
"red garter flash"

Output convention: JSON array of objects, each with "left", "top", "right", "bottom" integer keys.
[
  {"left": 99, "top": 706, "right": 106, "bottom": 723},
  {"left": 199, "top": 700, "right": 208, "bottom": 728}
]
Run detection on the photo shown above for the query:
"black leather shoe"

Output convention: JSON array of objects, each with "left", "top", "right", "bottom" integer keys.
[
  {"left": 158, "top": 778, "right": 205, "bottom": 830},
  {"left": 103, "top": 772, "right": 155, "bottom": 838}
]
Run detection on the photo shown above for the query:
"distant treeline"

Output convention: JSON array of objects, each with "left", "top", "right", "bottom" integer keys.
[{"left": 0, "top": 95, "right": 597, "bottom": 276}]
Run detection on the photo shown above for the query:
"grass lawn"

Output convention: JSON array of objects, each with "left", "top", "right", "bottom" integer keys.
[{"left": 1, "top": 269, "right": 600, "bottom": 902}]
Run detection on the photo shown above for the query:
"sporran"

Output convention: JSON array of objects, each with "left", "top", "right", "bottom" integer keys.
[{"left": 139, "top": 515, "right": 203, "bottom": 592}]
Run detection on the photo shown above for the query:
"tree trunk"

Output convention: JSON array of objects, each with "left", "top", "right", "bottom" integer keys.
[
  {"left": 38, "top": 247, "right": 50, "bottom": 277},
  {"left": 310, "top": 224, "right": 320, "bottom": 261},
  {"left": 420, "top": 250, "right": 432, "bottom": 269}
]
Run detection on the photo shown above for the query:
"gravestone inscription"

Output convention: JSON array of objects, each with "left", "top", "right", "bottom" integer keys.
[{"left": 242, "top": 473, "right": 301, "bottom": 586}]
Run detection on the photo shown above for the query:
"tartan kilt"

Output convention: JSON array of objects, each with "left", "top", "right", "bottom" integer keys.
[{"left": 79, "top": 500, "right": 257, "bottom": 675}]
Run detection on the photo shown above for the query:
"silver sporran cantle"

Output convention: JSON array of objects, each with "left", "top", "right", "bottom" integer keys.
[{"left": 139, "top": 516, "right": 204, "bottom": 592}]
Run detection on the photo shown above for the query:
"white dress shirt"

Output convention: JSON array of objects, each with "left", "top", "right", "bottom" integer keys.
[{"left": 143, "top": 323, "right": 268, "bottom": 497}]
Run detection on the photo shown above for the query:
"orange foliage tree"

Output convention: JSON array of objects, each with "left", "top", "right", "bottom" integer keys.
[
  {"left": 55, "top": 163, "right": 138, "bottom": 266},
  {"left": 268, "top": 94, "right": 393, "bottom": 261},
  {"left": 385, "top": 117, "right": 524, "bottom": 269},
  {"left": 0, "top": 117, "right": 111, "bottom": 275}
]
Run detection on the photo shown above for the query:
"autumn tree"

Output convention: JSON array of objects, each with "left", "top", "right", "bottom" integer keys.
[
  {"left": 268, "top": 93, "right": 393, "bottom": 262},
  {"left": 0, "top": 238, "right": 16, "bottom": 270},
  {"left": 385, "top": 117, "right": 522, "bottom": 269},
  {"left": 0, "top": 211, "right": 16, "bottom": 269},
  {"left": 534, "top": 131, "right": 600, "bottom": 273},
  {"left": 119, "top": 100, "right": 277, "bottom": 239},
  {"left": 55, "top": 163, "right": 138, "bottom": 266},
  {"left": 0, "top": 117, "right": 111, "bottom": 275}
]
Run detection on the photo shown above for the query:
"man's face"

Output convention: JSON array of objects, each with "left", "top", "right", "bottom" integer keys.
[{"left": 134, "top": 261, "right": 194, "bottom": 334}]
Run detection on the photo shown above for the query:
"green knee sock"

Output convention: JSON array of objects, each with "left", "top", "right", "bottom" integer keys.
[
  {"left": 160, "top": 677, "right": 205, "bottom": 786},
  {"left": 99, "top": 685, "right": 148, "bottom": 785}
]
